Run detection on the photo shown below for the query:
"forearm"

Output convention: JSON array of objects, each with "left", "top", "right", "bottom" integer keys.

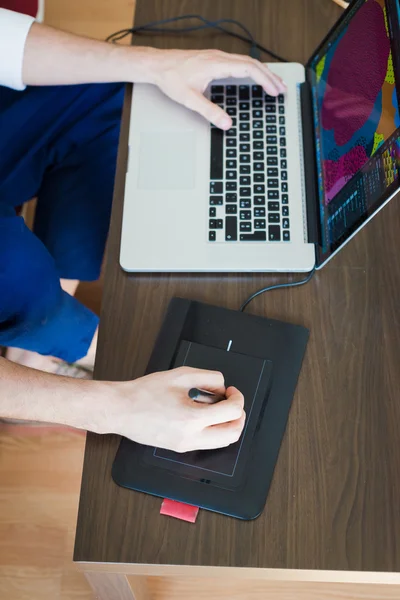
[
  {"left": 0, "top": 356, "right": 108, "bottom": 432},
  {"left": 22, "top": 22, "right": 160, "bottom": 87}
]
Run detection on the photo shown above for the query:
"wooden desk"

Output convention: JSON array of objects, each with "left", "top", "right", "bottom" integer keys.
[{"left": 74, "top": 1, "right": 400, "bottom": 598}]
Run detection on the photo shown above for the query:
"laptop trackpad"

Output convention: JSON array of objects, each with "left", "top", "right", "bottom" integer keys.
[{"left": 138, "top": 131, "right": 196, "bottom": 191}]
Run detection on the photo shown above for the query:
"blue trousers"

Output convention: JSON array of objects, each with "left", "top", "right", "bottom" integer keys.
[{"left": 0, "top": 83, "right": 124, "bottom": 362}]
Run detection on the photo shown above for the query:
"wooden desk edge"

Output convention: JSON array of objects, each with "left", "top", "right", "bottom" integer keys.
[{"left": 75, "top": 562, "right": 400, "bottom": 585}]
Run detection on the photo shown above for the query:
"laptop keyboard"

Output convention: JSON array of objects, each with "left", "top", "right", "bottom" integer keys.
[{"left": 208, "top": 84, "right": 290, "bottom": 243}]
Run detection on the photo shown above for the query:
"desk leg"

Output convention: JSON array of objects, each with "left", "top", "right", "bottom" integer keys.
[{"left": 85, "top": 572, "right": 151, "bottom": 600}]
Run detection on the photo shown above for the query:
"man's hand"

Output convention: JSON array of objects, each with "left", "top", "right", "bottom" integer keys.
[
  {"left": 103, "top": 367, "right": 246, "bottom": 452},
  {"left": 151, "top": 49, "right": 287, "bottom": 130},
  {"left": 22, "top": 23, "right": 285, "bottom": 130}
]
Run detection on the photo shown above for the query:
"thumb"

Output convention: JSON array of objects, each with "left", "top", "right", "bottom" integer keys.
[{"left": 184, "top": 88, "right": 232, "bottom": 130}]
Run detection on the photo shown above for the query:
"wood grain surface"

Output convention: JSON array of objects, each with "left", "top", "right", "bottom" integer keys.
[{"left": 74, "top": 0, "right": 400, "bottom": 577}]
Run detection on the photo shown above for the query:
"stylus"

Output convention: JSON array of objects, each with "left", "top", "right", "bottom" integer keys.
[{"left": 188, "top": 388, "right": 226, "bottom": 404}]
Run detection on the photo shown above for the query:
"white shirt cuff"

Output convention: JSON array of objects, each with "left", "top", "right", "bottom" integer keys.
[{"left": 0, "top": 9, "right": 35, "bottom": 91}]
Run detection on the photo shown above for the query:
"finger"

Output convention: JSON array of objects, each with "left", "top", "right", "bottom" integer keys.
[
  {"left": 183, "top": 88, "right": 232, "bottom": 129},
  {"left": 197, "top": 413, "right": 246, "bottom": 450},
  {"left": 176, "top": 366, "right": 226, "bottom": 396},
  {"left": 212, "top": 58, "right": 281, "bottom": 96},
  {"left": 195, "top": 386, "right": 245, "bottom": 426},
  {"left": 259, "top": 63, "right": 287, "bottom": 94}
]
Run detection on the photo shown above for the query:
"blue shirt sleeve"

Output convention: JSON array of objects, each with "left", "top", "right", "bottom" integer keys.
[{"left": 0, "top": 203, "right": 98, "bottom": 362}]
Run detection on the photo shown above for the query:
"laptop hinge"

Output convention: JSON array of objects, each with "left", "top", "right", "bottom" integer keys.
[{"left": 300, "top": 81, "right": 321, "bottom": 245}]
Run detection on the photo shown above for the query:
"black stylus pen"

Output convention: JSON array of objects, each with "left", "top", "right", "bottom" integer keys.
[{"left": 188, "top": 387, "right": 226, "bottom": 404}]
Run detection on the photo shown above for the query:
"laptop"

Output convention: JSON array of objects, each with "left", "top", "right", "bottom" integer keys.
[{"left": 120, "top": 0, "right": 400, "bottom": 273}]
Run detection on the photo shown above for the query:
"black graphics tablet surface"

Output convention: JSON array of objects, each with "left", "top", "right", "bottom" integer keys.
[{"left": 112, "top": 298, "right": 309, "bottom": 520}]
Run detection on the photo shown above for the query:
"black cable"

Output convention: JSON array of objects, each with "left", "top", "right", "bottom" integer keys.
[
  {"left": 240, "top": 268, "right": 316, "bottom": 312},
  {"left": 106, "top": 15, "right": 288, "bottom": 63}
]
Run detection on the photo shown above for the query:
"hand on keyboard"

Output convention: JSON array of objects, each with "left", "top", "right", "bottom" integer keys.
[{"left": 151, "top": 48, "right": 286, "bottom": 130}]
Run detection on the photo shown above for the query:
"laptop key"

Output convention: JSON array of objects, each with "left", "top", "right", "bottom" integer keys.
[
  {"left": 240, "top": 165, "right": 251, "bottom": 174},
  {"left": 240, "top": 187, "right": 251, "bottom": 196},
  {"left": 281, "top": 159, "right": 287, "bottom": 168},
  {"left": 225, "top": 216, "right": 238, "bottom": 241},
  {"left": 226, "top": 182, "right": 237, "bottom": 191},
  {"left": 278, "top": 94, "right": 285, "bottom": 103},
  {"left": 283, "top": 230, "right": 290, "bottom": 241},
  {"left": 209, "top": 231, "right": 216, "bottom": 241},
  {"left": 266, "top": 115, "right": 277, "bottom": 123},
  {"left": 240, "top": 143, "right": 250, "bottom": 152},
  {"left": 239, "top": 122, "right": 250, "bottom": 131},
  {"left": 226, "top": 85, "right": 237, "bottom": 95},
  {"left": 239, "top": 85, "right": 250, "bottom": 100},
  {"left": 268, "top": 225, "right": 281, "bottom": 241},
  {"left": 240, "top": 176, "right": 251, "bottom": 185},
  {"left": 239, "top": 112, "right": 250, "bottom": 121},
  {"left": 211, "top": 94, "right": 224, "bottom": 103},
  {"left": 226, "top": 97, "right": 237, "bottom": 106},
  {"left": 267, "top": 179, "right": 279, "bottom": 188},
  {"left": 254, "top": 207, "right": 266, "bottom": 217},
  {"left": 254, "top": 130, "right": 263, "bottom": 139},
  {"left": 227, "top": 107, "right": 237, "bottom": 116},
  {"left": 240, "top": 154, "right": 251, "bottom": 163},
  {"left": 266, "top": 125, "right": 277, "bottom": 134},
  {"left": 252, "top": 99, "right": 262, "bottom": 108},
  {"left": 211, "top": 85, "right": 223, "bottom": 94},
  {"left": 254, "top": 151, "right": 264, "bottom": 161},
  {"left": 280, "top": 148, "right": 287, "bottom": 157},
  {"left": 282, "top": 206, "right": 289, "bottom": 216},
  {"left": 226, "top": 138, "right": 237, "bottom": 147},
  {"left": 267, "top": 156, "right": 278, "bottom": 166},
  {"left": 254, "top": 196, "right": 265, "bottom": 205},
  {"left": 240, "top": 199, "right": 251, "bottom": 208},
  {"left": 281, "top": 170, "right": 288, "bottom": 180},
  {"left": 252, "top": 85, "right": 263, "bottom": 98},
  {"left": 240, "top": 210, "right": 251, "bottom": 220},
  {"left": 279, "top": 105, "right": 285, "bottom": 114},
  {"left": 268, "top": 213, "right": 280, "bottom": 223},
  {"left": 226, "top": 149, "right": 237, "bottom": 158},
  {"left": 240, "top": 133, "right": 250, "bottom": 142},
  {"left": 226, "top": 193, "right": 237, "bottom": 202},
  {"left": 268, "top": 190, "right": 279, "bottom": 199},
  {"left": 240, "top": 222, "right": 251, "bottom": 231},
  {"left": 254, "top": 184, "right": 265, "bottom": 193},
  {"left": 280, "top": 137, "right": 286, "bottom": 147},
  {"left": 240, "top": 231, "right": 266, "bottom": 241},
  {"left": 239, "top": 102, "right": 250, "bottom": 110},
  {"left": 268, "top": 202, "right": 280, "bottom": 211},
  {"left": 254, "top": 219, "right": 266, "bottom": 229},
  {"left": 265, "top": 95, "right": 275, "bottom": 103},
  {"left": 226, "top": 159, "right": 237, "bottom": 169},
  {"left": 253, "top": 109, "right": 263, "bottom": 119},
  {"left": 282, "top": 182, "right": 288, "bottom": 192},
  {"left": 254, "top": 162, "right": 265, "bottom": 171},
  {"left": 226, "top": 170, "right": 237, "bottom": 179},
  {"left": 210, "top": 128, "right": 223, "bottom": 180},
  {"left": 281, "top": 193, "right": 288, "bottom": 204},
  {"left": 253, "top": 120, "right": 263, "bottom": 129},
  {"left": 254, "top": 140, "right": 264, "bottom": 149},
  {"left": 267, "top": 136, "right": 278, "bottom": 144},
  {"left": 210, "top": 181, "right": 223, "bottom": 194},
  {"left": 279, "top": 116, "right": 285, "bottom": 124},
  {"left": 209, "top": 207, "right": 216, "bottom": 217},
  {"left": 267, "top": 146, "right": 278, "bottom": 155},
  {"left": 226, "top": 128, "right": 237, "bottom": 137},
  {"left": 266, "top": 105, "right": 276, "bottom": 113},
  {"left": 280, "top": 127, "right": 286, "bottom": 135},
  {"left": 267, "top": 168, "right": 278, "bottom": 177},
  {"left": 254, "top": 173, "right": 265, "bottom": 182},
  {"left": 210, "top": 196, "right": 223, "bottom": 205},
  {"left": 283, "top": 218, "right": 290, "bottom": 228},
  {"left": 226, "top": 204, "right": 237, "bottom": 214}
]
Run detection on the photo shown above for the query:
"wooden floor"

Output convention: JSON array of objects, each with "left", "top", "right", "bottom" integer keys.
[{"left": 0, "top": 2, "right": 133, "bottom": 599}]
